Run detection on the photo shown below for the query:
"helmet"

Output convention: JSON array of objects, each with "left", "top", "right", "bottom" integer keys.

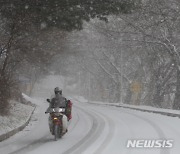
[{"left": 54, "top": 87, "right": 62, "bottom": 95}]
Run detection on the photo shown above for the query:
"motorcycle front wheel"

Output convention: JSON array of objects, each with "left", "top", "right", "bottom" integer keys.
[
  {"left": 54, "top": 124, "right": 63, "bottom": 141},
  {"left": 54, "top": 125, "right": 60, "bottom": 141}
]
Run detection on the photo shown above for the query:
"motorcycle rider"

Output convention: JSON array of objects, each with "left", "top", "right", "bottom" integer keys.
[
  {"left": 45, "top": 87, "right": 68, "bottom": 135},
  {"left": 51, "top": 87, "right": 67, "bottom": 107},
  {"left": 52, "top": 87, "right": 72, "bottom": 121}
]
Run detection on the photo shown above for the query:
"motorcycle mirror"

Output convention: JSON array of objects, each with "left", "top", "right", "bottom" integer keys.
[{"left": 46, "top": 99, "right": 50, "bottom": 103}]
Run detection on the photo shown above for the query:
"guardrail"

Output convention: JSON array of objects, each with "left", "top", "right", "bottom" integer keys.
[{"left": 72, "top": 97, "right": 180, "bottom": 119}]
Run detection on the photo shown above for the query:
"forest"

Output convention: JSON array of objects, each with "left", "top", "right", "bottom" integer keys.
[{"left": 0, "top": 0, "right": 180, "bottom": 115}]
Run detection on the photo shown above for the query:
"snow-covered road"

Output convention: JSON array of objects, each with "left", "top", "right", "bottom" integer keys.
[{"left": 0, "top": 97, "right": 180, "bottom": 154}]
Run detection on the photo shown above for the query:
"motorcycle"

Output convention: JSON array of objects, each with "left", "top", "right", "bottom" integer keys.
[{"left": 46, "top": 99, "right": 68, "bottom": 141}]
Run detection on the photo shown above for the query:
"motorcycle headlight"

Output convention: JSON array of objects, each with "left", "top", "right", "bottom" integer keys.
[
  {"left": 52, "top": 108, "right": 65, "bottom": 112},
  {"left": 58, "top": 108, "right": 65, "bottom": 112}
]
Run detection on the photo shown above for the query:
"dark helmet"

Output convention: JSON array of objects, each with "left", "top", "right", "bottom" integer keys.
[{"left": 54, "top": 87, "right": 62, "bottom": 95}]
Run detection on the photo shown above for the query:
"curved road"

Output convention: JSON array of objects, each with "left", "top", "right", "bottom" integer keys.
[{"left": 0, "top": 98, "right": 180, "bottom": 154}]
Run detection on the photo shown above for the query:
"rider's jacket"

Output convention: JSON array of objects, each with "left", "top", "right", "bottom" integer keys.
[
  {"left": 46, "top": 94, "right": 67, "bottom": 113},
  {"left": 50, "top": 94, "right": 67, "bottom": 108}
]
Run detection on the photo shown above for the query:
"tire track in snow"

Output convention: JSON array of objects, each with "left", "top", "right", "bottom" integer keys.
[
  {"left": 118, "top": 108, "right": 171, "bottom": 154},
  {"left": 90, "top": 105, "right": 135, "bottom": 154},
  {"left": 74, "top": 100, "right": 135, "bottom": 154},
  {"left": 94, "top": 105, "right": 171, "bottom": 154},
  {"left": 91, "top": 109, "right": 116, "bottom": 154},
  {"left": 73, "top": 100, "right": 171, "bottom": 154},
  {"left": 62, "top": 105, "right": 105, "bottom": 154}
]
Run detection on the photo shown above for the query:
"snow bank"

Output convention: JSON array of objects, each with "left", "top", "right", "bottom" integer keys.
[
  {"left": 0, "top": 98, "right": 35, "bottom": 141},
  {"left": 73, "top": 96, "right": 180, "bottom": 118}
]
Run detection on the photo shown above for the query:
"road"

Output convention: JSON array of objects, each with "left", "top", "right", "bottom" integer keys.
[{"left": 0, "top": 96, "right": 180, "bottom": 154}]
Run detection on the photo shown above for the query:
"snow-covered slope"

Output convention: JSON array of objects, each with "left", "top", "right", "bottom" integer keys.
[{"left": 0, "top": 100, "right": 35, "bottom": 141}]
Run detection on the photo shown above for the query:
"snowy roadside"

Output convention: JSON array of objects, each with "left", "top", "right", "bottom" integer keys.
[
  {"left": 0, "top": 94, "right": 36, "bottom": 142},
  {"left": 73, "top": 96, "right": 180, "bottom": 118}
]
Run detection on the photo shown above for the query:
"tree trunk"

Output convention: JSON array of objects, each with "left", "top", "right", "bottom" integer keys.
[
  {"left": 124, "top": 84, "right": 132, "bottom": 104},
  {"left": 114, "top": 83, "right": 121, "bottom": 103},
  {"left": 173, "top": 69, "right": 180, "bottom": 109},
  {"left": 152, "top": 85, "right": 163, "bottom": 108}
]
